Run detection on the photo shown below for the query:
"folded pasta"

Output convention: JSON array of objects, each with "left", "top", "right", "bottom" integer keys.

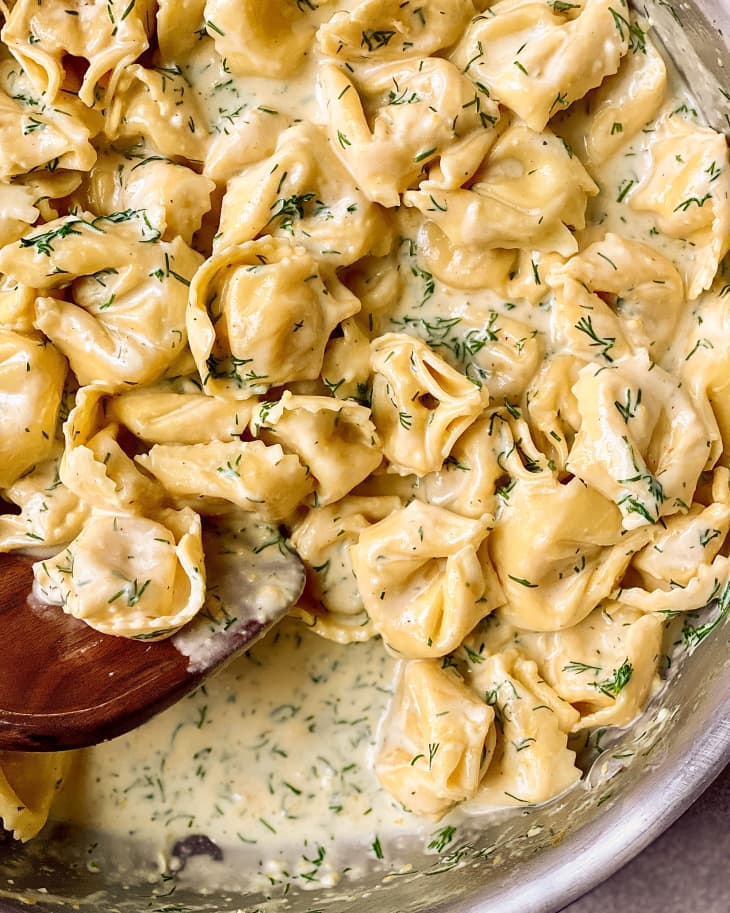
[
  {"left": 350, "top": 500, "right": 499, "bottom": 658},
  {"left": 0, "top": 0, "right": 728, "bottom": 844},
  {"left": 188, "top": 236, "right": 360, "bottom": 397},
  {"left": 376, "top": 659, "right": 496, "bottom": 818}
]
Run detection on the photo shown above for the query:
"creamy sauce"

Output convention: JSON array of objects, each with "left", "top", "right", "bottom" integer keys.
[{"left": 55, "top": 620, "right": 425, "bottom": 888}]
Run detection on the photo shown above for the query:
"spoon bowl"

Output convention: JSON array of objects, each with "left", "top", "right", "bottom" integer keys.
[{"left": 0, "top": 516, "right": 306, "bottom": 751}]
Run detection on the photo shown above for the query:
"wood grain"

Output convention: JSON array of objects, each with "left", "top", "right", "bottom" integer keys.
[{"left": 0, "top": 554, "right": 271, "bottom": 751}]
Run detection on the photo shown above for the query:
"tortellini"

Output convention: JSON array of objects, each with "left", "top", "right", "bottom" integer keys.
[
  {"left": 553, "top": 37, "right": 667, "bottom": 169},
  {"left": 34, "top": 508, "right": 206, "bottom": 640},
  {"left": 106, "top": 64, "right": 209, "bottom": 162},
  {"left": 489, "top": 475, "right": 650, "bottom": 631},
  {"left": 157, "top": 0, "right": 205, "bottom": 62},
  {"left": 216, "top": 122, "right": 391, "bottom": 267},
  {"left": 319, "top": 57, "right": 499, "bottom": 207},
  {"left": 0, "top": 86, "right": 97, "bottom": 178},
  {"left": 555, "top": 234, "right": 684, "bottom": 365},
  {"left": 464, "top": 651, "right": 581, "bottom": 809},
  {"left": 403, "top": 122, "right": 598, "bottom": 255},
  {"left": 59, "top": 384, "right": 165, "bottom": 515},
  {"left": 204, "top": 0, "right": 323, "bottom": 78},
  {"left": 630, "top": 116, "right": 730, "bottom": 299},
  {"left": 350, "top": 500, "right": 500, "bottom": 658},
  {"left": 629, "top": 472, "right": 730, "bottom": 591},
  {"left": 376, "top": 659, "right": 496, "bottom": 818},
  {"left": 188, "top": 236, "right": 360, "bottom": 398},
  {"left": 106, "top": 388, "right": 252, "bottom": 445},
  {"left": 85, "top": 152, "right": 215, "bottom": 245},
  {"left": 370, "top": 332, "right": 486, "bottom": 476},
  {"left": 0, "top": 329, "right": 66, "bottom": 488},
  {"left": 0, "top": 212, "right": 202, "bottom": 387},
  {"left": 518, "top": 603, "right": 665, "bottom": 730},
  {"left": 452, "top": 0, "right": 629, "bottom": 132},
  {"left": 136, "top": 440, "right": 313, "bottom": 522},
  {"left": 250, "top": 393, "right": 383, "bottom": 506},
  {"left": 682, "top": 283, "right": 730, "bottom": 466},
  {"left": 0, "top": 751, "right": 70, "bottom": 841},
  {"left": 416, "top": 415, "right": 508, "bottom": 519},
  {"left": 567, "top": 353, "right": 713, "bottom": 530},
  {"left": 1, "top": 0, "right": 154, "bottom": 106},
  {"left": 317, "top": 0, "right": 479, "bottom": 62},
  {"left": 0, "top": 447, "right": 88, "bottom": 553},
  {"left": 0, "top": 182, "right": 38, "bottom": 248},
  {"left": 524, "top": 354, "right": 583, "bottom": 473},
  {"left": 291, "top": 495, "right": 401, "bottom": 642}
]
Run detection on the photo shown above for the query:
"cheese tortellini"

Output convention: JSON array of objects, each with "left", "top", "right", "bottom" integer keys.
[
  {"left": 34, "top": 508, "right": 206, "bottom": 640},
  {"left": 0, "top": 752, "right": 70, "bottom": 841},
  {"left": 630, "top": 116, "right": 730, "bottom": 299},
  {"left": 1, "top": 0, "right": 728, "bottom": 843},
  {"left": 320, "top": 57, "right": 499, "bottom": 207},
  {"left": 489, "top": 475, "right": 650, "bottom": 630},
  {"left": 403, "top": 122, "right": 598, "bottom": 255},
  {"left": 451, "top": 0, "right": 629, "bottom": 132},
  {"left": 370, "top": 332, "right": 486, "bottom": 475},
  {"left": 0, "top": 212, "right": 201, "bottom": 387},
  {"left": 350, "top": 500, "right": 500, "bottom": 658},
  {"left": 376, "top": 659, "right": 496, "bottom": 818},
  {"left": 463, "top": 651, "right": 581, "bottom": 809},
  {"left": 1, "top": 0, "right": 154, "bottom": 106},
  {"left": 0, "top": 329, "right": 66, "bottom": 488},
  {"left": 188, "top": 236, "right": 360, "bottom": 397}
]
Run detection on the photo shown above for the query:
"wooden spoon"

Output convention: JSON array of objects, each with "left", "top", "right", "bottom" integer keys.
[{"left": 0, "top": 516, "right": 305, "bottom": 752}]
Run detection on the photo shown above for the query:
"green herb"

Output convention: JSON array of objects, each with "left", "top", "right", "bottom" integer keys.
[
  {"left": 549, "top": 0, "right": 580, "bottom": 11},
  {"left": 361, "top": 29, "right": 396, "bottom": 51},
  {"left": 617, "top": 494, "right": 657, "bottom": 524},
  {"left": 428, "top": 742, "right": 440, "bottom": 768},
  {"left": 513, "top": 737, "right": 536, "bottom": 752},
  {"left": 216, "top": 455, "right": 242, "bottom": 479},
  {"left": 20, "top": 216, "right": 99, "bottom": 256},
  {"left": 673, "top": 193, "right": 711, "bottom": 212},
  {"left": 574, "top": 315, "right": 615, "bottom": 361},
  {"left": 614, "top": 387, "right": 642, "bottom": 422},
  {"left": 428, "top": 826, "right": 457, "bottom": 852},
  {"left": 267, "top": 192, "right": 316, "bottom": 232},
  {"left": 414, "top": 146, "right": 437, "bottom": 163},
  {"left": 616, "top": 179, "right": 635, "bottom": 203},
  {"left": 108, "top": 577, "right": 152, "bottom": 608},
  {"left": 205, "top": 354, "right": 268, "bottom": 390},
  {"left": 410, "top": 263, "right": 435, "bottom": 307},
  {"left": 682, "top": 581, "right": 730, "bottom": 648},
  {"left": 507, "top": 575, "right": 538, "bottom": 588},
  {"left": 563, "top": 660, "right": 601, "bottom": 674},
  {"left": 388, "top": 85, "right": 419, "bottom": 105},
  {"left": 609, "top": 7, "right": 646, "bottom": 53},
  {"left": 592, "top": 659, "right": 633, "bottom": 698},
  {"left": 22, "top": 115, "right": 45, "bottom": 134}
]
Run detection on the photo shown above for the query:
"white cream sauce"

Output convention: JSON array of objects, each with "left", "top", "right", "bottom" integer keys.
[{"left": 54, "top": 620, "right": 427, "bottom": 887}]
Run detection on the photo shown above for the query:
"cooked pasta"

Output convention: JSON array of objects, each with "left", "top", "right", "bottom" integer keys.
[{"left": 0, "top": 0, "right": 728, "bottom": 846}]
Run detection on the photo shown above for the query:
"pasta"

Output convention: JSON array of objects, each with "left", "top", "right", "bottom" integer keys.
[{"left": 0, "top": 0, "right": 728, "bottom": 846}]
